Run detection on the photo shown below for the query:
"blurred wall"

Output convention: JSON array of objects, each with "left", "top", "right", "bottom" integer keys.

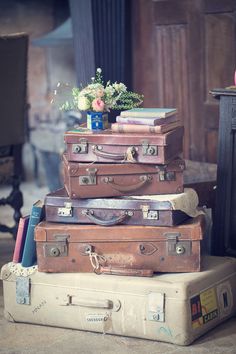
[{"left": 0, "top": 0, "right": 76, "bottom": 184}]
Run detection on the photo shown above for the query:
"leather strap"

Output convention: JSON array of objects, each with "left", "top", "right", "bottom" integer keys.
[{"left": 98, "top": 266, "right": 153, "bottom": 277}]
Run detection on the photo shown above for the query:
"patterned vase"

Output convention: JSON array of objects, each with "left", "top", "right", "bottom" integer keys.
[{"left": 86, "top": 111, "right": 109, "bottom": 130}]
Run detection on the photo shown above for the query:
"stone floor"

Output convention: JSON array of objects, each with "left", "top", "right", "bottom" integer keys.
[{"left": 0, "top": 180, "right": 236, "bottom": 354}]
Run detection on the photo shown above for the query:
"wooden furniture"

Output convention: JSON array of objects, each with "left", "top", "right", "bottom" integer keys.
[
  {"left": 0, "top": 34, "right": 28, "bottom": 238},
  {"left": 132, "top": 0, "right": 236, "bottom": 163},
  {"left": 211, "top": 89, "right": 236, "bottom": 256}
]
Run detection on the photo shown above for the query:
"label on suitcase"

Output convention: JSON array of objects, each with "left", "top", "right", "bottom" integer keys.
[
  {"left": 1, "top": 256, "right": 236, "bottom": 345},
  {"left": 44, "top": 187, "right": 201, "bottom": 227},
  {"left": 34, "top": 215, "right": 205, "bottom": 274},
  {"left": 64, "top": 126, "right": 184, "bottom": 164},
  {"left": 63, "top": 154, "right": 185, "bottom": 198}
]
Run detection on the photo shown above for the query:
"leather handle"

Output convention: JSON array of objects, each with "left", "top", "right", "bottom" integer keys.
[
  {"left": 99, "top": 266, "right": 153, "bottom": 277},
  {"left": 102, "top": 175, "right": 151, "bottom": 192},
  {"left": 72, "top": 298, "right": 112, "bottom": 309},
  {"left": 82, "top": 209, "right": 130, "bottom": 226},
  {"left": 92, "top": 145, "right": 126, "bottom": 160}
]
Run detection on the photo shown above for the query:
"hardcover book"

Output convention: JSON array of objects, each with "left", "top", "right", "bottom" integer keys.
[
  {"left": 111, "top": 120, "right": 181, "bottom": 134},
  {"left": 21, "top": 200, "right": 44, "bottom": 268},
  {"left": 12, "top": 215, "right": 30, "bottom": 263},
  {"left": 116, "top": 114, "right": 177, "bottom": 126},
  {"left": 120, "top": 107, "right": 177, "bottom": 118}
]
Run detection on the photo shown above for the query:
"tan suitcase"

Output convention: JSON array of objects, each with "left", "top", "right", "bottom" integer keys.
[
  {"left": 34, "top": 215, "right": 205, "bottom": 274},
  {"left": 1, "top": 256, "right": 236, "bottom": 345}
]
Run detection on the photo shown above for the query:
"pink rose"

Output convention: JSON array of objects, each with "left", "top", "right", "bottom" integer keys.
[{"left": 92, "top": 98, "right": 105, "bottom": 112}]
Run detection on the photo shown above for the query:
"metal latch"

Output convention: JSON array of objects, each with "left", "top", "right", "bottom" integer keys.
[
  {"left": 58, "top": 202, "right": 73, "bottom": 217},
  {"left": 159, "top": 170, "right": 176, "bottom": 181},
  {"left": 142, "top": 140, "right": 158, "bottom": 156},
  {"left": 147, "top": 292, "right": 165, "bottom": 322},
  {"left": 16, "top": 277, "right": 30, "bottom": 305},
  {"left": 72, "top": 138, "right": 88, "bottom": 154},
  {"left": 141, "top": 205, "right": 159, "bottom": 220},
  {"left": 44, "top": 234, "right": 69, "bottom": 257},
  {"left": 79, "top": 167, "right": 97, "bottom": 185},
  {"left": 164, "top": 232, "right": 191, "bottom": 256}
]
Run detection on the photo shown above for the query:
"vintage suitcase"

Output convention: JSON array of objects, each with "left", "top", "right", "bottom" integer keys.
[
  {"left": 63, "top": 154, "right": 185, "bottom": 198},
  {"left": 34, "top": 215, "right": 205, "bottom": 274},
  {"left": 1, "top": 256, "right": 236, "bottom": 346},
  {"left": 64, "top": 126, "right": 184, "bottom": 164},
  {"left": 44, "top": 187, "right": 200, "bottom": 227}
]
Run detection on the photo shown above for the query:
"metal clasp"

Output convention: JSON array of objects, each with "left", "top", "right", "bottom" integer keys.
[
  {"left": 79, "top": 167, "right": 97, "bottom": 185},
  {"left": 141, "top": 205, "right": 159, "bottom": 220},
  {"left": 58, "top": 202, "right": 73, "bottom": 217},
  {"left": 44, "top": 234, "right": 69, "bottom": 257},
  {"left": 72, "top": 138, "right": 88, "bottom": 154},
  {"left": 164, "top": 232, "right": 191, "bottom": 256},
  {"left": 142, "top": 140, "right": 158, "bottom": 156},
  {"left": 159, "top": 169, "right": 176, "bottom": 181}
]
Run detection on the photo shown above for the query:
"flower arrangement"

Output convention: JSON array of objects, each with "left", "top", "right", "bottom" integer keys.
[{"left": 60, "top": 68, "right": 143, "bottom": 113}]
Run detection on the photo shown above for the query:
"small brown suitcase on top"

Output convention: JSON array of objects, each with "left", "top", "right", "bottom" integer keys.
[
  {"left": 63, "top": 154, "right": 185, "bottom": 199},
  {"left": 44, "top": 187, "right": 201, "bottom": 227},
  {"left": 64, "top": 126, "right": 184, "bottom": 165},
  {"left": 35, "top": 215, "right": 205, "bottom": 275}
]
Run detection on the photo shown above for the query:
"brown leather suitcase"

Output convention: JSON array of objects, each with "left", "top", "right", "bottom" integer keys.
[
  {"left": 35, "top": 215, "right": 205, "bottom": 275},
  {"left": 44, "top": 188, "right": 201, "bottom": 227},
  {"left": 63, "top": 154, "right": 185, "bottom": 198},
  {"left": 64, "top": 126, "right": 184, "bottom": 164}
]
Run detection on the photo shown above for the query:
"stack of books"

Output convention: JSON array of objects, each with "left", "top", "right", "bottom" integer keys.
[{"left": 111, "top": 107, "right": 180, "bottom": 134}]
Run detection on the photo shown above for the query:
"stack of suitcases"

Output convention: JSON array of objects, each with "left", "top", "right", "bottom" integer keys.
[{"left": 1, "top": 107, "right": 236, "bottom": 346}]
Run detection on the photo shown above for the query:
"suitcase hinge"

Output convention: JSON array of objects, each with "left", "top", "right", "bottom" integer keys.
[
  {"left": 72, "top": 138, "right": 88, "bottom": 154},
  {"left": 142, "top": 140, "right": 158, "bottom": 156},
  {"left": 79, "top": 168, "right": 97, "bottom": 185},
  {"left": 141, "top": 205, "right": 159, "bottom": 220},
  {"left": 16, "top": 277, "right": 30, "bottom": 305},
  {"left": 165, "top": 232, "right": 191, "bottom": 256},
  {"left": 44, "top": 234, "right": 69, "bottom": 257},
  {"left": 58, "top": 202, "right": 73, "bottom": 217}
]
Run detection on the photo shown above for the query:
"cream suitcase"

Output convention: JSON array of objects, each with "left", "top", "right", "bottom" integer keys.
[{"left": 1, "top": 256, "right": 236, "bottom": 346}]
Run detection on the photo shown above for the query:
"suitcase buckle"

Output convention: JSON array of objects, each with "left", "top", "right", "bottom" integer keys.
[
  {"left": 58, "top": 202, "right": 73, "bottom": 217},
  {"left": 72, "top": 139, "right": 88, "bottom": 154},
  {"left": 142, "top": 140, "right": 158, "bottom": 156}
]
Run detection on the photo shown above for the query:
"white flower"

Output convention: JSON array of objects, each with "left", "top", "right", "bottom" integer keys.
[
  {"left": 77, "top": 96, "right": 91, "bottom": 110},
  {"left": 97, "top": 68, "right": 102, "bottom": 73}
]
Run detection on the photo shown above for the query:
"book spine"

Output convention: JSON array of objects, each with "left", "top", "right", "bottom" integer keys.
[
  {"left": 21, "top": 206, "right": 43, "bottom": 267},
  {"left": 116, "top": 114, "right": 177, "bottom": 126},
  {"left": 116, "top": 116, "right": 159, "bottom": 126},
  {"left": 12, "top": 216, "right": 29, "bottom": 263},
  {"left": 112, "top": 123, "right": 162, "bottom": 133}
]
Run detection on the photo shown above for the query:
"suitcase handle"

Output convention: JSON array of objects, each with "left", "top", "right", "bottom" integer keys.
[
  {"left": 99, "top": 266, "right": 153, "bottom": 277},
  {"left": 92, "top": 144, "right": 136, "bottom": 162},
  {"left": 102, "top": 175, "right": 151, "bottom": 192},
  {"left": 82, "top": 209, "right": 130, "bottom": 226}
]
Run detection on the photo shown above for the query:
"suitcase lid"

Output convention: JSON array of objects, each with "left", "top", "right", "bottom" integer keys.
[
  {"left": 45, "top": 187, "right": 200, "bottom": 217},
  {"left": 35, "top": 215, "right": 205, "bottom": 242},
  {"left": 64, "top": 126, "right": 184, "bottom": 146},
  {"left": 63, "top": 154, "right": 185, "bottom": 176}
]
